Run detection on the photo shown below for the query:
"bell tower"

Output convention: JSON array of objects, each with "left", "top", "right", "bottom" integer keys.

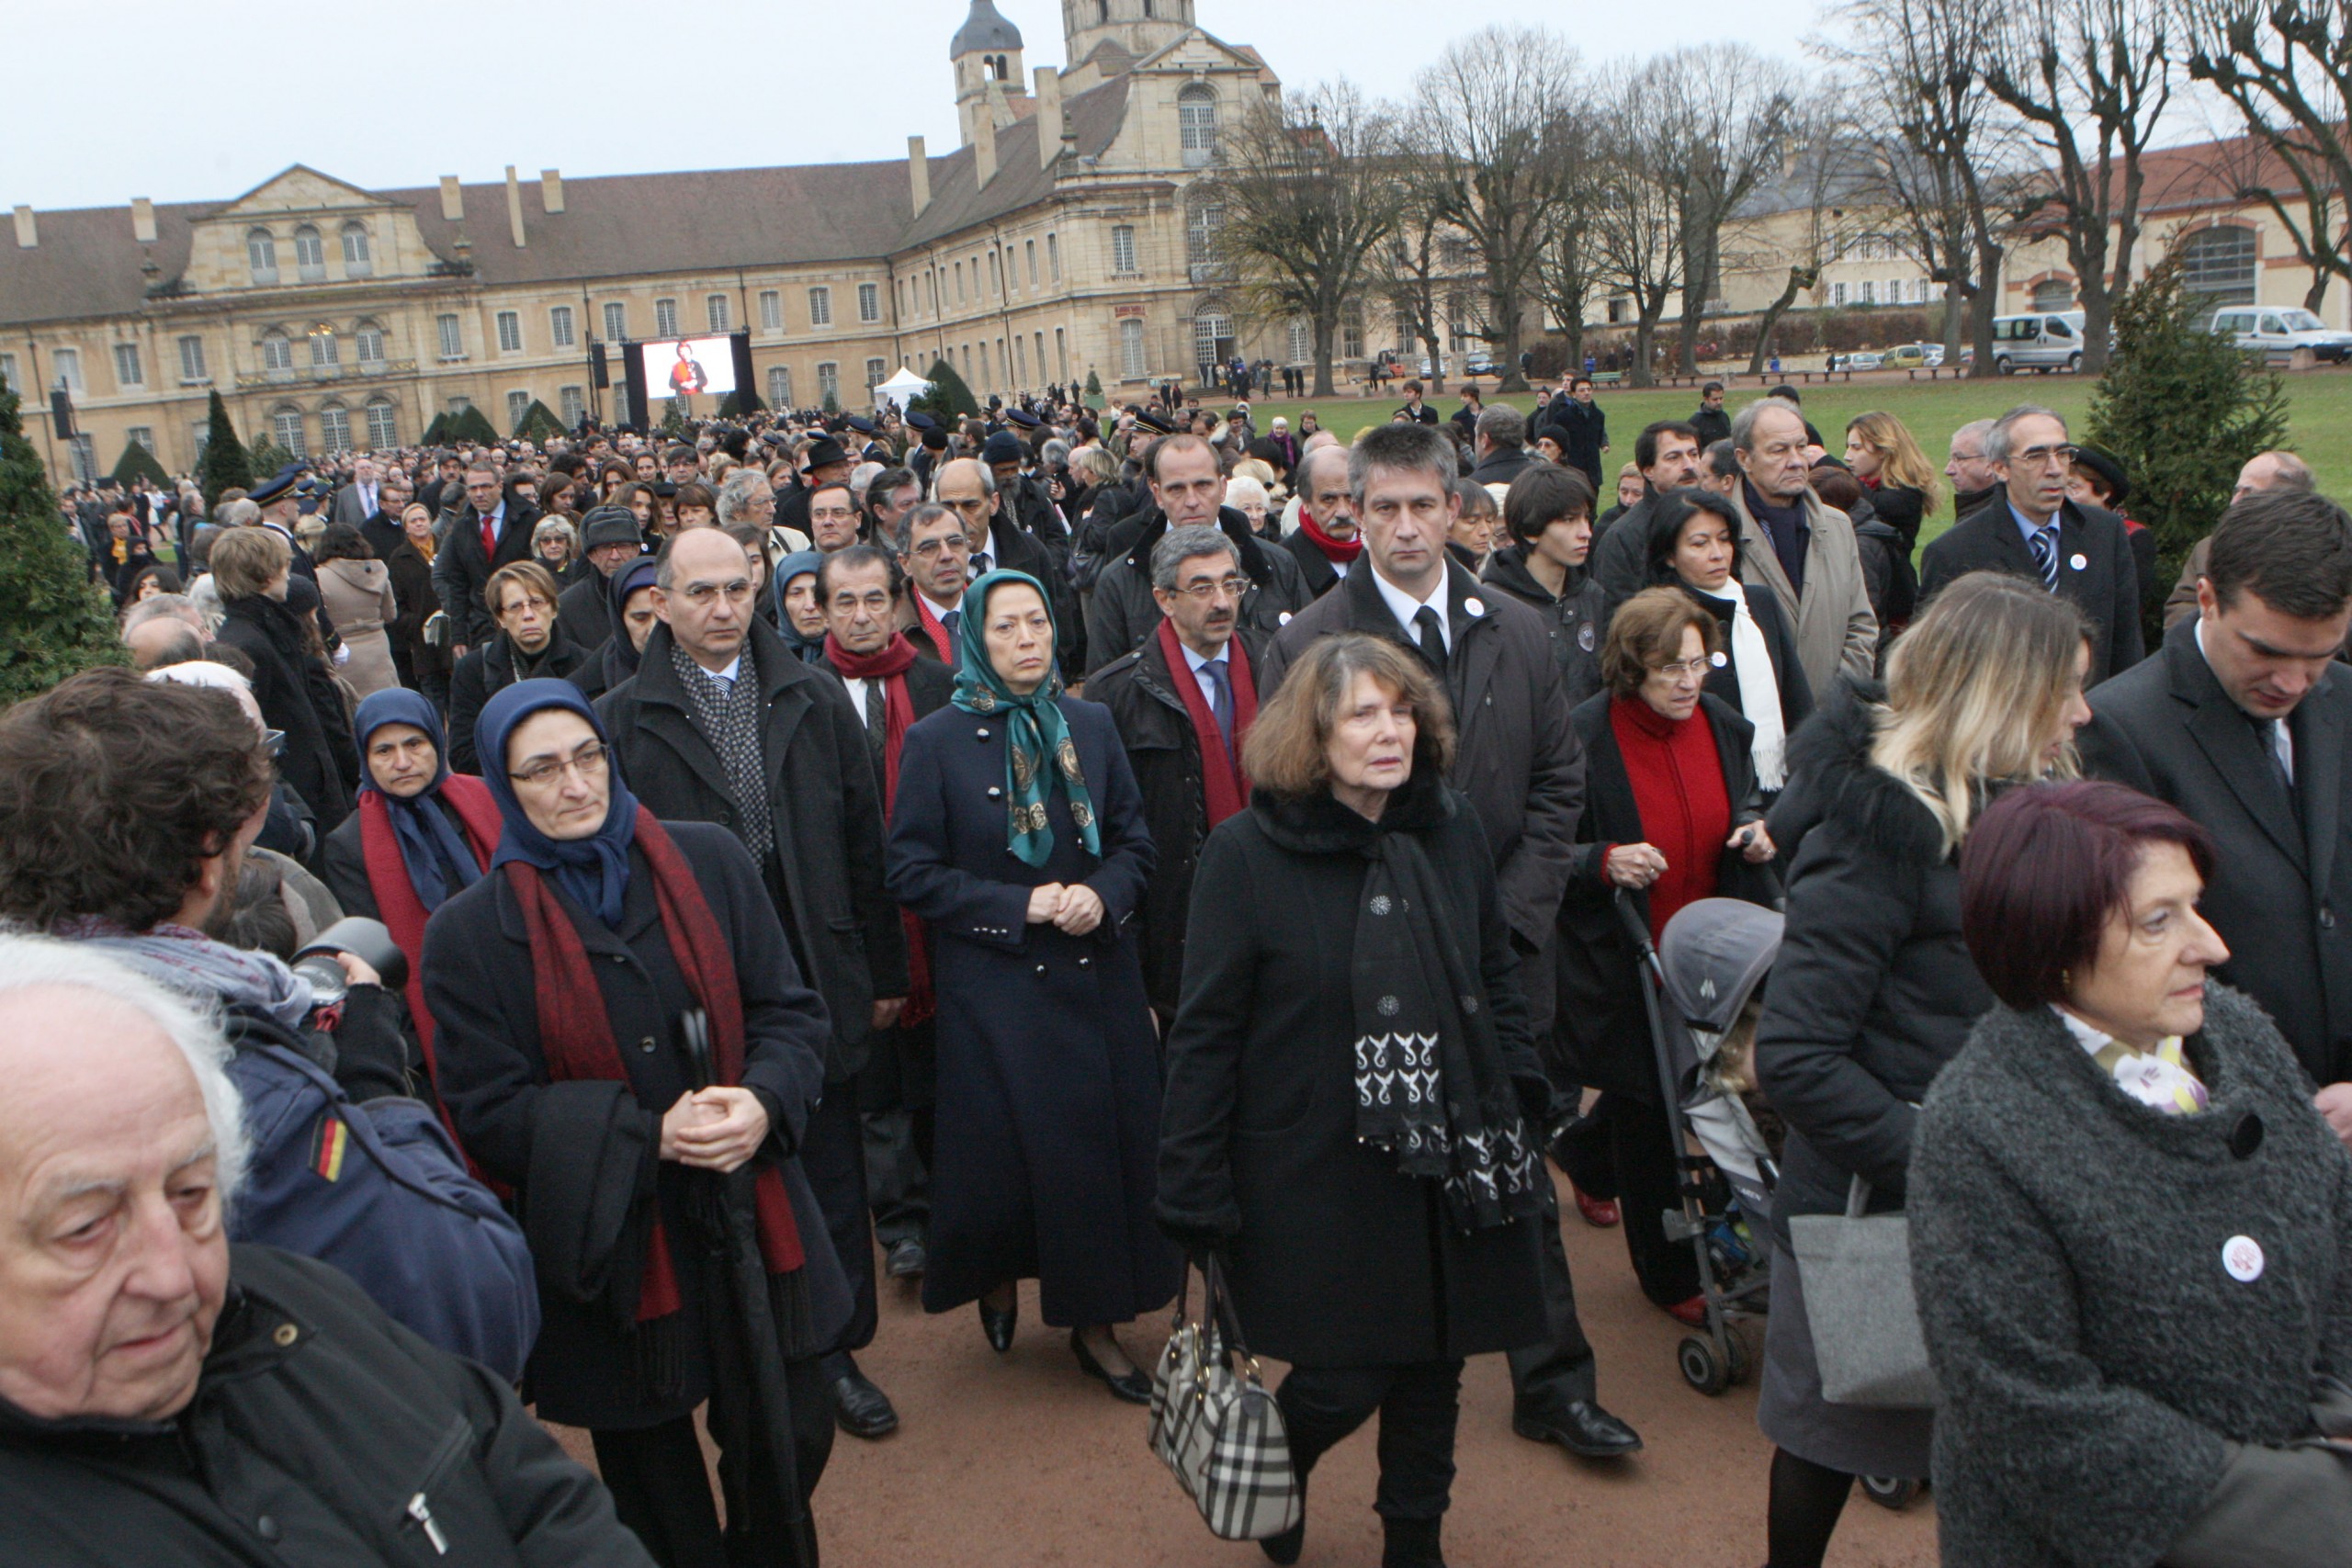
[
  {"left": 1062, "top": 0, "right": 1194, "bottom": 71},
  {"left": 951, "top": 0, "right": 1029, "bottom": 147}
]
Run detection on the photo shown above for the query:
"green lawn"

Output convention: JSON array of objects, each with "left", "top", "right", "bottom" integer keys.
[{"left": 1232, "top": 367, "right": 2352, "bottom": 553}]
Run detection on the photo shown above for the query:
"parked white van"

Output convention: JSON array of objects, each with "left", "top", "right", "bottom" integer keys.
[
  {"left": 2208, "top": 305, "right": 2352, "bottom": 364},
  {"left": 1989, "top": 311, "right": 2088, "bottom": 374}
]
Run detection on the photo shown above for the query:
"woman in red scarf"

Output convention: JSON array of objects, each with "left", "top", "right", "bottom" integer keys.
[{"left": 424, "top": 680, "right": 849, "bottom": 1568}]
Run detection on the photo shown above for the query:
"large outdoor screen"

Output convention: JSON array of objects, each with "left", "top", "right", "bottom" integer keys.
[{"left": 646, "top": 335, "right": 736, "bottom": 400}]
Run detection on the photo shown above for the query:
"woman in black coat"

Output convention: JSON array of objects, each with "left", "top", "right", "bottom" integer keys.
[
  {"left": 1643, "top": 489, "right": 1811, "bottom": 797},
  {"left": 386, "top": 501, "right": 451, "bottom": 708},
  {"left": 1552, "top": 589, "right": 1780, "bottom": 1316},
  {"left": 884, "top": 570, "right": 1177, "bottom": 1400},
  {"left": 423, "top": 679, "right": 848, "bottom": 1568},
  {"left": 1159, "top": 632, "right": 1552, "bottom": 1568},
  {"left": 207, "top": 524, "right": 359, "bottom": 828},
  {"left": 1748, "top": 574, "right": 2094, "bottom": 1568}
]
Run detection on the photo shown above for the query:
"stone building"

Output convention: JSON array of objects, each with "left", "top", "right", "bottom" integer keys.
[{"left": 0, "top": 0, "right": 1283, "bottom": 487}]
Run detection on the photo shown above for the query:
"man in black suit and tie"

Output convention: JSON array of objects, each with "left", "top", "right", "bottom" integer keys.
[
  {"left": 1917, "top": 404, "right": 2143, "bottom": 682},
  {"left": 2077, "top": 489, "right": 2352, "bottom": 1147}
]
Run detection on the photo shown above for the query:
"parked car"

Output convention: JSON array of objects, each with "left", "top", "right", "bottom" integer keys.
[
  {"left": 1990, "top": 311, "right": 2088, "bottom": 374},
  {"left": 1464, "top": 351, "right": 1499, "bottom": 377},
  {"left": 1841, "top": 350, "right": 1884, "bottom": 371},
  {"left": 2209, "top": 305, "right": 2352, "bottom": 363},
  {"left": 1883, "top": 344, "right": 1933, "bottom": 369}
]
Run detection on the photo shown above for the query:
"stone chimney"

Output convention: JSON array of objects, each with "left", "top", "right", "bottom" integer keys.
[
  {"left": 12, "top": 207, "right": 34, "bottom": 248},
  {"left": 909, "top": 137, "right": 932, "bottom": 216},
  {"left": 975, "top": 109, "right": 997, "bottom": 187},
  {"left": 438, "top": 176, "right": 464, "bottom": 221},
  {"left": 1035, "top": 68, "right": 1062, "bottom": 168},
  {"left": 504, "top": 166, "right": 526, "bottom": 247},
  {"left": 540, "top": 169, "right": 565, "bottom": 214},
  {"left": 131, "top": 197, "right": 156, "bottom": 243}
]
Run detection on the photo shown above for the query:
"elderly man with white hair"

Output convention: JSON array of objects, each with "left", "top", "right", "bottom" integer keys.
[{"left": 0, "top": 935, "right": 656, "bottom": 1566}]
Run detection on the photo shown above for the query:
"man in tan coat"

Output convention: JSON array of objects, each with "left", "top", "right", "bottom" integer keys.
[{"left": 1727, "top": 399, "right": 1878, "bottom": 697}]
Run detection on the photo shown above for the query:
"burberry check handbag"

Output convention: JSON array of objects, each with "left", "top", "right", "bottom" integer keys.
[{"left": 1147, "top": 1254, "right": 1303, "bottom": 1540}]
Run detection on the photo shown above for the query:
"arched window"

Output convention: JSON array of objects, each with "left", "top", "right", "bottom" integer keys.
[
  {"left": 309, "top": 325, "right": 338, "bottom": 367},
  {"left": 1179, "top": 85, "right": 1218, "bottom": 168},
  {"left": 354, "top": 320, "right": 386, "bottom": 367},
  {"left": 365, "top": 398, "right": 398, "bottom": 449},
  {"left": 341, "top": 221, "right": 373, "bottom": 276},
  {"left": 2178, "top": 224, "right": 2258, "bottom": 309},
  {"left": 319, "top": 402, "right": 351, "bottom": 452},
  {"left": 247, "top": 229, "right": 278, "bottom": 285},
  {"left": 2031, "top": 277, "right": 2075, "bottom": 311},
  {"left": 259, "top": 329, "right": 294, "bottom": 373},
  {"left": 270, "top": 406, "right": 307, "bottom": 458},
  {"left": 1193, "top": 302, "right": 1233, "bottom": 374},
  {"left": 293, "top": 225, "right": 325, "bottom": 281}
]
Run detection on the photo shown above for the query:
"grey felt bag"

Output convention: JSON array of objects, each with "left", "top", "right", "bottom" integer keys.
[{"left": 1788, "top": 1176, "right": 1939, "bottom": 1408}]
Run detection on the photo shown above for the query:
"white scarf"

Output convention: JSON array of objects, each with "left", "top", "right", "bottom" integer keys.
[{"left": 1724, "top": 588, "right": 1787, "bottom": 790}]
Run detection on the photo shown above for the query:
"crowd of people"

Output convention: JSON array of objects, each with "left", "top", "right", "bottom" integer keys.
[{"left": 8, "top": 368, "right": 2352, "bottom": 1568}]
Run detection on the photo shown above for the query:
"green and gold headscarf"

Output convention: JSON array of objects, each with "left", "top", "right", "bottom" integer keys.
[{"left": 949, "top": 570, "right": 1100, "bottom": 869}]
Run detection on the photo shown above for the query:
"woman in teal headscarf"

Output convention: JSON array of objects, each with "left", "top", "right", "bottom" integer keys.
[{"left": 885, "top": 570, "right": 1175, "bottom": 1402}]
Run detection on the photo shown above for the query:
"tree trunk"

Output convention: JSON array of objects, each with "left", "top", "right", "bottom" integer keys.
[
  {"left": 1312, "top": 313, "right": 1337, "bottom": 399},
  {"left": 1747, "top": 266, "right": 1807, "bottom": 376},
  {"left": 1968, "top": 238, "right": 2004, "bottom": 378},
  {"left": 1493, "top": 284, "right": 1529, "bottom": 393},
  {"left": 1631, "top": 306, "right": 1664, "bottom": 389},
  {"left": 1679, "top": 236, "right": 1719, "bottom": 378},
  {"left": 1940, "top": 288, "right": 1967, "bottom": 361},
  {"left": 2079, "top": 287, "right": 2112, "bottom": 376}
]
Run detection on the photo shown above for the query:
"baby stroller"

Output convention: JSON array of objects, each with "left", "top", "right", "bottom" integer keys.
[{"left": 1613, "top": 891, "right": 1781, "bottom": 1397}]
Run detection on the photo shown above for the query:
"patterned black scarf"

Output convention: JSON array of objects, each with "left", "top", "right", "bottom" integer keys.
[{"left": 670, "top": 640, "right": 774, "bottom": 866}]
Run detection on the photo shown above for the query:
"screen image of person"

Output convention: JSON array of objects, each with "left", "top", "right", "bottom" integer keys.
[
  {"left": 651, "top": 336, "right": 735, "bottom": 399},
  {"left": 670, "top": 341, "right": 708, "bottom": 395}
]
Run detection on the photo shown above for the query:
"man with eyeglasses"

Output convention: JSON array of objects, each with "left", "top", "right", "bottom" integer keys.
[
  {"left": 597, "top": 526, "right": 911, "bottom": 1445},
  {"left": 807, "top": 481, "right": 862, "bottom": 554},
  {"left": 932, "top": 457, "right": 1074, "bottom": 665},
  {"left": 896, "top": 502, "right": 977, "bottom": 660},
  {"left": 1920, "top": 402, "right": 2143, "bottom": 682},
  {"left": 1087, "top": 525, "right": 1270, "bottom": 1026},
  {"left": 433, "top": 460, "right": 543, "bottom": 658}
]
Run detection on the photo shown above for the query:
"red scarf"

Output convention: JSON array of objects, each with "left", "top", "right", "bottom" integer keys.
[
  {"left": 824, "top": 632, "right": 933, "bottom": 1022},
  {"left": 358, "top": 776, "right": 501, "bottom": 1077},
  {"left": 506, "top": 808, "right": 804, "bottom": 1323},
  {"left": 910, "top": 592, "right": 954, "bottom": 662},
  {"left": 1156, "top": 617, "right": 1256, "bottom": 829},
  {"left": 1297, "top": 509, "right": 1363, "bottom": 564}
]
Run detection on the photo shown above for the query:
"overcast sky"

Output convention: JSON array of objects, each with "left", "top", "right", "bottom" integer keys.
[{"left": 13, "top": 0, "right": 1840, "bottom": 211}]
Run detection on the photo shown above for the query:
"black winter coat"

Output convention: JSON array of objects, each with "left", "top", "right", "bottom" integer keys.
[
  {"left": 1864, "top": 482, "right": 1926, "bottom": 557},
  {"left": 1480, "top": 544, "right": 1604, "bottom": 711},
  {"left": 214, "top": 593, "right": 358, "bottom": 828},
  {"left": 557, "top": 568, "right": 619, "bottom": 654},
  {"left": 432, "top": 501, "right": 542, "bottom": 649},
  {"left": 1555, "top": 692, "right": 1778, "bottom": 1100},
  {"left": 0, "top": 1247, "right": 653, "bottom": 1568},
  {"left": 599, "top": 618, "right": 908, "bottom": 1084},
  {"left": 1918, "top": 495, "right": 2143, "bottom": 683},
  {"left": 1086, "top": 624, "right": 1270, "bottom": 1015},
  {"left": 1260, "top": 558, "right": 1585, "bottom": 955},
  {"left": 1279, "top": 525, "right": 1348, "bottom": 602},
  {"left": 447, "top": 632, "right": 591, "bottom": 775},
  {"left": 422, "top": 821, "right": 851, "bottom": 1429},
  {"left": 387, "top": 540, "right": 450, "bottom": 682},
  {"left": 1084, "top": 505, "right": 1309, "bottom": 676},
  {"left": 1157, "top": 773, "right": 1550, "bottom": 1366},
  {"left": 1752, "top": 683, "right": 1993, "bottom": 1247},
  {"left": 2079, "top": 619, "right": 2352, "bottom": 1088}
]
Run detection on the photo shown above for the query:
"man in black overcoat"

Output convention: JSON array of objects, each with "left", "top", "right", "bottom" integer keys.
[
  {"left": 1546, "top": 377, "right": 1608, "bottom": 490},
  {"left": 1280, "top": 445, "right": 1361, "bottom": 602},
  {"left": 1918, "top": 404, "right": 2143, "bottom": 683},
  {"left": 432, "top": 459, "right": 541, "bottom": 654},
  {"left": 1259, "top": 422, "right": 1643, "bottom": 1461},
  {"left": 599, "top": 529, "right": 912, "bottom": 1440},
  {"left": 2077, "top": 489, "right": 2352, "bottom": 1145}
]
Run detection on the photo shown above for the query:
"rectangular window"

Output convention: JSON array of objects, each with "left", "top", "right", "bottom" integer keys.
[
  {"left": 194, "top": 420, "right": 210, "bottom": 457},
  {"left": 808, "top": 288, "right": 832, "bottom": 327},
  {"left": 506, "top": 390, "right": 531, "bottom": 431},
  {"left": 272, "top": 408, "right": 306, "bottom": 457},
  {"left": 549, "top": 306, "right": 576, "bottom": 347},
  {"left": 496, "top": 311, "right": 523, "bottom": 353},
  {"left": 311, "top": 330, "right": 338, "bottom": 367},
  {"left": 51, "top": 348, "right": 83, "bottom": 393},
  {"left": 603, "top": 301, "right": 628, "bottom": 342},
  {"left": 127, "top": 425, "right": 154, "bottom": 453},
  {"left": 1047, "top": 232, "right": 1060, "bottom": 281},
  {"left": 760, "top": 290, "right": 782, "bottom": 333},
  {"left": 178, "top": 336, "right": 208, "bottom": 382},
  {"left": 1112, "top": 226, "right": 1136, "bottom": 275},
  {"left": 707, "top": 294, "right": 730, "bottom": 333},
  {"left": 865, "top": 356, "right": 886, "bottom": 391},
  {"left": 1120, "top": 318, "right": 1145, "bottom": 378},
  {"left": 1012, "top": 335, "right": 1025, "bottom": 383},
  {"left": 261, "top": 334, "right": 293, "bottom": 372},
  {"left": 560, "top": 385, "right": 585, "bottom": 426},
  {"left": 0, "top": 352, "right": 17, "bottom": 395},
  {"left": 955, "top": 263, "right": 966, "bottom": 305},
  {"left": 1830, "top": 282, "right": 1848, "bottom": 307},
  {"left": 817, "top": 361, "right": 839, "bottom": 405},
  {"left": 320, "top": 406, "right": 351, "bottom": 451},
  {"left": 989, "top": 252, "right": 1001, "bottom": 296},
  {"left": 112, "top": 343, "right": 143, "bottom": 387},
  {"left": 768, "top": 366, "right": 793, "bottom": 407},
  {"left": 437, "top": 314, "right": 464, "bottom": 359},
  {"left": 858, "top": 282, "right": 879, "bottom": 323},
  {"left": 1859, "top": 280, "right": 1876, "bottom": 305},
  {"left": 654, "top": 298, "right": 679, "bottom": 337},
  {"left": 1026, "top": 240, "right": 1038, "bottom": 288},
  {"left": 366, "top": 401, "right": 397, "bottom": 448}
]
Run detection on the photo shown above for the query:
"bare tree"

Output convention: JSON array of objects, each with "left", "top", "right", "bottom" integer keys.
[
  {"left": 1983, "top": 0, "right": 2175, "bottom": 372},
  {"left": 1369, "top": 188, "right": 1460, "bottom": 394},
  {"left": 1195, "top": 80, "right": 1406, "bottom": 399},
  {"left": 1717, "top": 106, "right": 1872, "bottom": 374},
  {"left": 2186, "top": 0, "right": 2352, "bottom": 314},
  {"left": 1406, "top": 26, "right": 1580, "bottom": 391},
  {"left": 1589, "top": 82, "right": 1687, "bottom": 388}
]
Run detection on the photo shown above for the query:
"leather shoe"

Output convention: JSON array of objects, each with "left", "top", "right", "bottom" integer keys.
[
  {"left": 1069, "top": 1329, "right": 1153, "bottom": 1404},
  {"left": 1570, "top": 1183, "right": 1621, "bottom": 1228},
  {"left": 885, "top": 1237, "right": 927, "bottom": 1279},
  {"left": 1512, "top": 1398, "right": 1644, "bottom": 1458},
  {"left": 978, "top": 1295, "right": 1017, "bottom": 1352},
  {"left": 831, "top": 1368, "right": 899, "bottom": 1439}
]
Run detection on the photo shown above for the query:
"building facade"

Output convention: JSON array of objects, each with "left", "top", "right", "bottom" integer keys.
[{"left": 0, "top": 0, "right": 1284, "bottom": 488}]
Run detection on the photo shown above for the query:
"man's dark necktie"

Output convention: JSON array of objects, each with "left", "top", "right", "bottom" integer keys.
[
  {"left": 865, "top": 678, "right": 887, "bottom": 733},
  {"left": 1413, "top": 605, "right": 1448, "bottom": 674},
  {"left": 940, "top": 608, "right": 960, "bottom": 643},
  {"left": 2256, "top": 714, "right": 2295, "bottom": 797},
  {"left": 2029, "top": 525, "right": 2059, "bottom": 591},
  {"left": 1202, "top": 658, "right": 1233, "bottom": 750}
]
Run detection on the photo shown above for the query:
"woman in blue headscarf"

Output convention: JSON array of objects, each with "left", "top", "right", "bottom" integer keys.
[
  {"left": 422, "top": 678, "right": 850, "bottom": 1568},
  {"left": 885, "top": 570, "right": 1174, "bottom": 1401}
]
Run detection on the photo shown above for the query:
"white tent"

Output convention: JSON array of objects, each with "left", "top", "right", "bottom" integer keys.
[{"left": 872, "top": 367, "right": 932, "bottom": 409}]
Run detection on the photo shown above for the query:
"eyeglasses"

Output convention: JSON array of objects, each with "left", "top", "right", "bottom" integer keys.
[
  {"left": 678, "top": 579, "right": 753, "bottom": 605},
  {"left": 1648, "top": 657, "right": 1713, "bottom": 680},
  {"left": 510, "top": 742, "right": 613, "bottom": 789},
  {"left": 2010, "top": 444, "right": 2081, "bottom": 468},
  {"left": 910, "top": 535, "right": 972, "bottom": 558},
  {"left": 1170, "top": 575, "right": 1251, "bottom": 603}
]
